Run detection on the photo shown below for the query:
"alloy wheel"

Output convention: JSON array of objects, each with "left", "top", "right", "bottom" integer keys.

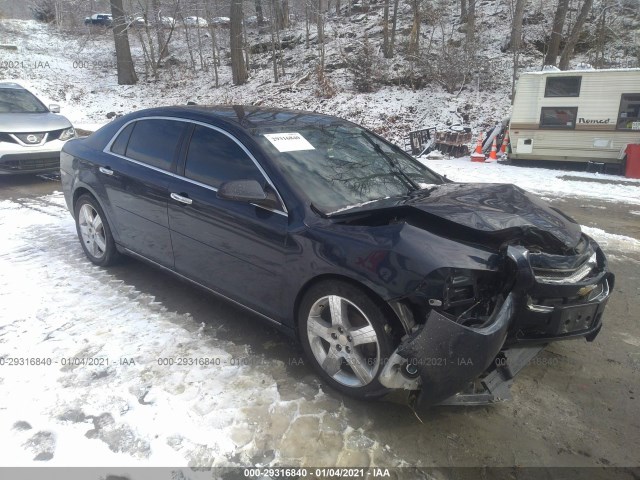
[
  {"left": 306, "top": 295, "right": 381, "bottom": 387},
  {"left": 78, "top": 203, "right": 107, "bottom": 259}
]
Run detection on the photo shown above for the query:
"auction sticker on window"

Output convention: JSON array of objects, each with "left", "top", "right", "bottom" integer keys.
[{"left": 263, "top": 132, "right": 315, "bottom": 152}]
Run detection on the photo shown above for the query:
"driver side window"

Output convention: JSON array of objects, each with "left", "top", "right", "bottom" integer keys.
[{"left": 185, "top": 125, "right": 264, "bottom": 189}]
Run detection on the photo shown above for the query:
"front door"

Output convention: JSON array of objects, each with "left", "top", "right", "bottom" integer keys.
[{"left": 168, "top": 124, "right": 289, "bottom": 320}]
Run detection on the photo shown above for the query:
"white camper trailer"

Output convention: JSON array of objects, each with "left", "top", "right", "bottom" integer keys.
[{"left": 509, "top": 69, "right": 640, "bottom": 167}]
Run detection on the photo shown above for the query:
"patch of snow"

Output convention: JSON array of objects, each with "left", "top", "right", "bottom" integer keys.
[
  {"left": 0, "top": 192, "right": 401, "bottom": 467},
  {"left": 421, "top": 157, "right": 640, "bottom": 205},
  {"left": 581, "top": 226, "right": 640, "bottom": 254}
]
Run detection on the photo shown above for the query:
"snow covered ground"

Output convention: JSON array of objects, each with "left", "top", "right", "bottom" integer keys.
[
  {"left": 0, "top": 192, "right": 402, "bottom": 471},
  {"left": 1, "top": 164, "right": 638, "bottom": 471},
  {"left": 420, "top": 157, "right": 640, "bottom": 206}
]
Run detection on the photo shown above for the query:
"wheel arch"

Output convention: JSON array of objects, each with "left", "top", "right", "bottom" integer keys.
[
  {"left": 72, "top": 185, "right": 121, "bottom": 244},
  {"left": 292, "top": 273, "right": 405, "bottom": 343}
]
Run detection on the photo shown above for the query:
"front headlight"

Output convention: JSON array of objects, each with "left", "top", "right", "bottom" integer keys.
[{"left": 59, "top": 127, "right": 76, "bottom": 141}]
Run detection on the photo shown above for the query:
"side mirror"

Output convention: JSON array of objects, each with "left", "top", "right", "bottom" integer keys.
[
  {"left": 217, "top": 179, "right": 283, "bottom": 211},
  {"left": 49, "top": 104, "right": 61, "bottom": 113},
  {"left": 217, "top": 179, "right": 268, "bottom": 203}
]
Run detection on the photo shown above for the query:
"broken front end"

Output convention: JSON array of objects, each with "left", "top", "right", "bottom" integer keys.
[{"left": 380, "top": 235, "right": 613, "bottom": 408}]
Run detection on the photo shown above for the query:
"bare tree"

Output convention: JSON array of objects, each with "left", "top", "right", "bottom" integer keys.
[
  {"left": 408, "top": 0, "right": 420, "bottom": 55},
  {"left": 509, "top": 0, "right": 526, "bottom": 51},
  {"left": 388, "top": 0, "right": 400, "bottom": 57},
  {"left": 269, "top": 0, "right": 280, "bottom": 81},
  {"left": 204, "top": 0, "right": 220, "bottom": 86},
  {"left": 460, "top": 0, "right": 467, "bottom": 21},
  {"left": 110, "top": 0, "right": 137, "bottom": 84},
  {"left": 317, "top": 0, "right": 324, "bottom": 64},
  {"left": 558, "top": 0, "right": 594, "bottom": 69},
  {"left": 466, "top": 0, "right": 475, "bottom": 46},
  {"left": 281, "top": 0, "right": 290, "bottom": 27},
  {"left": 506, "top": 0, "right": 526, "bottom": 98},
  {"left": 544, "top": 0, "right": 569, "bottom": 66},
  {"left": 382, "top": 0, "right": 390, "bottom": 57},
  {"left": 305, "top": 0, "right": 311, "bottom": 48},
  {"left": 255, "top": 0, "right": 264, "bottom": 24},
  {"left": 230, "top": 0, "right": 248, "bottom": 84},
  {"left": 150, "top": 0, "right": 169, "bottom": 59}
]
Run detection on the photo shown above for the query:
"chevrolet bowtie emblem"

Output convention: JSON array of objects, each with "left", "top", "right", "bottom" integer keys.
[{"left": 578, "top": 285, "right": 597, "bottom": 297}]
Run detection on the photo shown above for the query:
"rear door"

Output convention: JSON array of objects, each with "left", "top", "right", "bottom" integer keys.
[
  {"left": 103, "top": 118, "right": 188, "bottom": 267},
  {"left": 167, "top": 123, "right": 289, "bottom": 319}
]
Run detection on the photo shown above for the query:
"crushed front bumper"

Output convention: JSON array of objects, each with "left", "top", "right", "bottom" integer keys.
[{"left": 380, "top": 244, "right": 613, "bottom": 408}]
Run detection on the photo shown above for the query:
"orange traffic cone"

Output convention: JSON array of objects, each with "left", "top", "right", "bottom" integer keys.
[
  {"left": 470, "top": 133, "right": 486, "bottom": 162},
  {"left": 488, "top": 137, "right": 498, "bottom": 161},
  {"left": 500, "top": 131, "right": 510, "bottom": 155}
]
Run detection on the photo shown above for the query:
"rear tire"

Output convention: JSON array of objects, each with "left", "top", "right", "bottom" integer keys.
[
  {"left": 298, "top": 280, "right": 396, "bottom": 399},
  {"left": 74, "top": 194, "right": 119, "bottom": 266}
]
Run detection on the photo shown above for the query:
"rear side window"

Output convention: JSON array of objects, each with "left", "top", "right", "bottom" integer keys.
[
  {"left": 110, "top": 123, "right": 135, "bottom": 156},
  {"left": 544, "top": 76, "right": 581, "bottom": 97},
  {"left": 184, "top": 125, "right": 264, "bottom": 188},
  {"left": 125, "top": 119, "right": 187, "bottom": 171},
  {"left": 540, "top": 107, "right": 578, "bottom": 129}
]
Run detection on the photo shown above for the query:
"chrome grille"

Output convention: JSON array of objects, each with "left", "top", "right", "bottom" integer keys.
[{"left": 533, "top": 252, "right": 597, "bottom": 284}]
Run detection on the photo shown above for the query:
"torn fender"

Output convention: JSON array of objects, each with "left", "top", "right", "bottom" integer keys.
[{"left": 396, "top": 293, "right": 514, "bottom": 407}]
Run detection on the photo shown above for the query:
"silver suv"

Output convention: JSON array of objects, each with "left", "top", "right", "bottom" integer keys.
[{"left": 0, "top": 82, "right": 76, "bottom": 175}]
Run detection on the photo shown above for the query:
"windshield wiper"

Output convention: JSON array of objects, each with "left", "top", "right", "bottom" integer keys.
[{"left": 360, "top": 132, "right": 420, "bottom": 194}]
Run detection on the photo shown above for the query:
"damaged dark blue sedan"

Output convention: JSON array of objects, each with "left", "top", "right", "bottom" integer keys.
[{"left": 60, "top": 106, "right": 613, "bottom": 409}]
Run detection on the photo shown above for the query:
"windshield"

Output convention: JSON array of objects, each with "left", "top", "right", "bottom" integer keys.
[
  {"left": 255, "top": 123, "right": 443, "bottom": 213},
  {"left": 0, "top": 88, "right": 48, "bottom": 113}
]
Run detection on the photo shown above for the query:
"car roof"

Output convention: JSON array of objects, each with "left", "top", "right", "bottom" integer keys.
[
  {"left": 0, "top": 82, "right": 27, "bottom": 90},
  {"left": 128, "top": 105, "right": 350, "bottom": 133}
]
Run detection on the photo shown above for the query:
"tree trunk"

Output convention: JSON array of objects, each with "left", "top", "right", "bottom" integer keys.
[
  {"left": 204, "top": 0, "right": 220, "bottom": 86},
  {"left": 408, "top": 0, "right": 420, "bottom": 55},
  {"left": 281, "top": 0, "right": 290, "bottom": 27},
  {"left": 544, "top": 0, "right": 569, "bottom": 66},
  {"left": 151, "top": 0, "right": 169, "bottom": 59},
  {"left": 382, "top": 0, "right": 390, "bottom": 58},
  {"left": 110, "top": 0, "right": 137, "bottom": 85},
  {"left": 466, "top": 0, "right": 475, "bottom": 47},
  {"left": 388, "top": 0, "right": 399, "bottom": 58},
  {"left": 255, "top": 0, "right": 264, "bottom": 25},
  {"left": 509, "top": 0, "right": 526, "bottom": 52},
  {"left": 270, "top": 0, "right": 279, "bottom": 82},
  {"left": 305, "top": 0, "right": 310, "bottom": 48},
  {"left": 558, "top": 0, "right": 593, "bottom": 69},
  {"left": 230, "top": 0, "right": 248, "bottom": 84},
  {"left": 460, "top": 0, "right": 467, "bottom": 21},
  {"left": 317, "top": 0, "right": 325, "bottom": 69}
]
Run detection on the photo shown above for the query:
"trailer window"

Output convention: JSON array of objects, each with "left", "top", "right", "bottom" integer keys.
[
  {"left": 540, "top": 107, "right": 578, "bottom": 129},
  {"left": 616, "top": 94, "right": 640, "bottom": 131},
  {"left": 544, "top": 76, "right": 581, "bottom": 97}
]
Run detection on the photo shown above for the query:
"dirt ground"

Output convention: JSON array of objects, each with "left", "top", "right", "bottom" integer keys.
[{"left": 0, "top": 173, "right": 638, "bottom": 471}]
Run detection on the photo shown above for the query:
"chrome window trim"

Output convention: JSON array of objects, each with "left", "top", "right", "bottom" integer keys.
[{"left": 102, "top": 115, "right": 288, "bottom": 216}]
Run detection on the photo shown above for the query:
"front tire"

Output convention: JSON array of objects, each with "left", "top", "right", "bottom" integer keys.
[
  {"left": 74, "top": 194, "right": 119, "bottom": 266},
  {"left": 298, "top": 280, "right": 396, "bottom": 399}
]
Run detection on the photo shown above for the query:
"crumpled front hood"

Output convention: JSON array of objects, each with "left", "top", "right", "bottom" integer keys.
[
  {"left": 0, "top": 112, "right": 72, "bottom": 133},
  {"left": 403, "top": 183, "right": 582, "bottom": 250}
]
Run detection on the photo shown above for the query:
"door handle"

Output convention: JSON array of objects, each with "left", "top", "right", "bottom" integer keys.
[
  {"left": 99, "top": 166, "right": 114, "bottom": 176},
  {"left": 170, "top": 192, "right": 193, "bottom": 205}
]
